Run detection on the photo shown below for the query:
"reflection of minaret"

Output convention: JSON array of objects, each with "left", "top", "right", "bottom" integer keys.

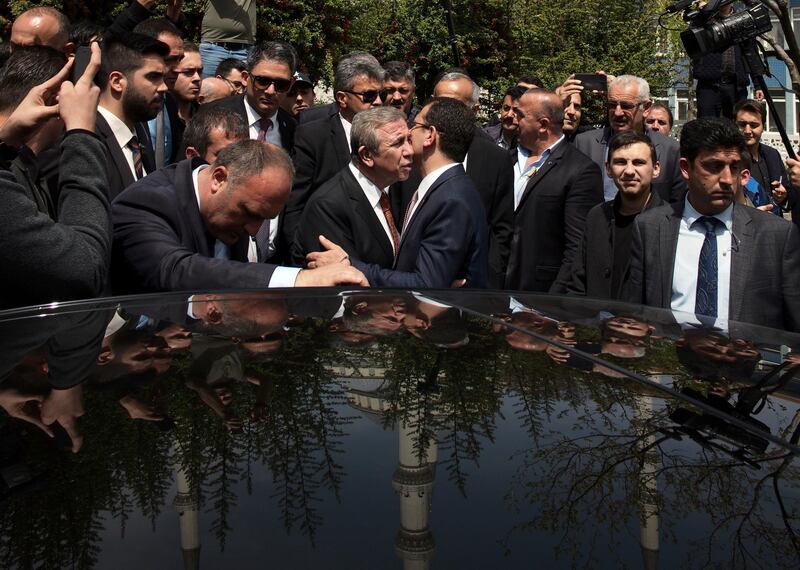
[
  {"left": 392, "top": 409, "right": 437, "bottom": 570},
  {"left": 635, "top": 394, "right": 660, "bottom": 570},
  {"left": 173, "top": 461, "right": 201, "bottom": 570}
]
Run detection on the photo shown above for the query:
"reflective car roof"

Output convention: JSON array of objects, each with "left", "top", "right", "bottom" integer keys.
[{"left": 1, "top": 289, "right": 799, "bottom": 568}]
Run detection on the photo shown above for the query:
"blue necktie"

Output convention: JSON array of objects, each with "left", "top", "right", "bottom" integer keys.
[{"left": 694, "top": 216, "right": 722, "bottom": 318}]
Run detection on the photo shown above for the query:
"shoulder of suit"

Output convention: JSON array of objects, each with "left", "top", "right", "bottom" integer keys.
[
  {"left": 573, "top": 127, "right": 604, "bottom": 147},
  {"left": 307, "top": 168, "right": 352, "bottom": 203},
  {"left": 636, "top": 201, "right": 677, "bottom": 224},
  {"left": 649, "top": 130, "right": 679, "bottom": 150},
  {"left": 277, "top": 107, "right": 297, "bottom": 127}
]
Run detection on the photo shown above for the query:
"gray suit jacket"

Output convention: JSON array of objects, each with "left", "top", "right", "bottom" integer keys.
[
  {"left": 624, "top": 201, "right": 800, "bottom": 332},
  {"left": 574, "top": 126, "right": 686, "bottom": 203}
]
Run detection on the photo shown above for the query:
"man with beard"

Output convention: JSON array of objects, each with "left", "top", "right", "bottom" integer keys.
[{"left": 97, "top": 34, "right": 169, "bottom": 198}]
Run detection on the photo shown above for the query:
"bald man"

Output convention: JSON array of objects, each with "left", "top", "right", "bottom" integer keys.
[
  {"left": 506, "top": 89, "right": 602, "bottom": 293},
  {"left": 198, "top": 76, "right": 233, "bottom": 105},
  {"left": 11, "top": 7, "right": 72, "bottom": 53}
]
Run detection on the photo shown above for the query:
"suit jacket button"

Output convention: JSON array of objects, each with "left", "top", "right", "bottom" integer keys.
[{"left": 603, "top": 268, "right": 611, "bottom": 278}]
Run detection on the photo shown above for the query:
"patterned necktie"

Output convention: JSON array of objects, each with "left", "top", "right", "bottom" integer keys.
[
  {"left": 401, "top": 190, "right": 419, "bottom": 235},
  {"left": 378, "top": 192, "right": 400, "bottom": 255},
  {"left": 154, "top": 107, "right": 165, "bottom": 168},
  {"left": 257, "top": 117, "right": 273, "bottom": 141},
  {"left": 255, "top": 219, "right": 271, "bottom": 262},
  {"left": 694, "top": 216, "right": 722, "bottom": 318},
  {"left": 129, "top": 135, "right": 143, "bottom": 179}
]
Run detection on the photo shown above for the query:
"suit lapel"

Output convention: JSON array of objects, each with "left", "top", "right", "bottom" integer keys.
[
  {"left": 516, "top": 140, "right": 566, "bottom": 209},
  {"left": 96, "top": 113, "right": 136, "bottom": 190},
  {"left": 331, "top": 115, "right": 351, "bottom": 169},
  {"left": 135, "top": 123, "right": 156, "bottom": 174},
  {"left": 343, "top": 169, "right": 394, "bottom": 260},
  {"left": 729, "top": 204, "right": 754, "bottom": 321},
  {"left": 175, "top": 158, "right": 213, "bottom": 257},
  {"left": 397, "top": 165, "right": 462, "bottom": 252},
  {"left": 660, "top": 203, "right": 682, "bottom": 306}
]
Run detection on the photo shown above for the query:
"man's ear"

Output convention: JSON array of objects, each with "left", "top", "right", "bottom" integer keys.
[
  {"left": 185, "top": 146, "right": 200, "bottom": 160},
  {"left": 202, "top": 300, "right": 224, "bottom": 325},
  {"left": 108, "top": 70, "right": 127, "bottom": 97},
  {"left": 652, "top": 160, "right": 661, "bottom": 180},
  {"left": 209, "top": 165, "right": 229, "bottom": 193},
  {"left": 357, "top": 145, "right": 373, "bottom": 167},
  {"left": 335, "top": 90, "right": 347, "bottom": 110},
  {"left": 679, "top": 156, "right": 690, "bottom": 182}
]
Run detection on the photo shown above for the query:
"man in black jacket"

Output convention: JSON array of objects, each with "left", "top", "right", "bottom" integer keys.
[{"left": 567, "top": 131, "right": 664, "bottom": 299}]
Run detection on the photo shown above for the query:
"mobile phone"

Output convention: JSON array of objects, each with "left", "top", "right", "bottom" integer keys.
[
  {"left": 71, "top": 45, "right": 92, "bottom": 84},
  {"left": 574, "top": 73, "right": 607, "bottom": 93}
]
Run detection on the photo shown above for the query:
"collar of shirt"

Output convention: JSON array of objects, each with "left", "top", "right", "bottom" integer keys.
[
  {"left": 192, "top": 163, "right": 210, "bottom": 212},
  {"left": 682, "top": 194, "right": 734, "bottom": 232},
  {"left": 516, "top": 135, "right": 564, "bottom": 175},
  {"left": 416, "top": 163, "right": 460, "bottom": 205},
  {"left": 98, "top": 105, "right": 136, "bottom": 150},
  {"left": 348, "top": 162, "right": 387, "bottom": 209},
  {"left": 244, "top": 97, "right": 278, "bottom": 131},
  {"left": 339, "top": 113, "right": 353, "bottom": 149}
]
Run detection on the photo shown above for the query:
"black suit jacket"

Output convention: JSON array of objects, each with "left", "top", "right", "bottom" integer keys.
[
  {"left": 207, "top": 94, "right": 296, "bottom": 152},
  {"left": 574, "top": 126, "right": 686, "bottom": 203},
  {"left": 567, "top": 192, "right": 664, "bottom": 300},
  {"left": 393, "top": 134, "right": 514, "bottom": 288},
  {"left": 505, "top": 139, "right": 603, "bottom": 293},
  {"left": 111, "top": 157, "right": 278, "bottom": 293},
  {"left": 283, "top": 112, "right": 352, "bottom": 247},
  {"left": 291, "top": 165, "right": 395, "bottom": 268},
  {"left": 624, "top": 201, "right": 800, "bottom": 332},
  {"left": 96, "top": 112, "right": 155, "bottom": 200},
  {"left": 352, "top": 164, "right": 489, "bottom": 288},
  {"left": 298, "top": 102, "right": 339, "bottom": 124}
]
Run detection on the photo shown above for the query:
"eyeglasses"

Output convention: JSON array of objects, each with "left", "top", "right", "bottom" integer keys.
[
  {"left": 251, "top": 75, "right": 293, "bottom": 93},
  {"left": 409, "top": 122, "right": 431, "bottom": 132},
  {"left": 344, "top": 89, "right": 386, "bottom": 104},
  {"left": 606, "top": 99, "right": 643, "bottom": 111}
]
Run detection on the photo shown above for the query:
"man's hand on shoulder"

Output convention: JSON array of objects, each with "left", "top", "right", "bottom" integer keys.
[
  {"left": 295, "top": 262, "right": 369, "bottom": 287},
  {"left": 306, "top": 235, "right": 349, "bottom": 268}
]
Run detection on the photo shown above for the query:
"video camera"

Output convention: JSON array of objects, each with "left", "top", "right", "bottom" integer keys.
[{"left": 665, "top": 0, "right": 772, "bottom": 58}]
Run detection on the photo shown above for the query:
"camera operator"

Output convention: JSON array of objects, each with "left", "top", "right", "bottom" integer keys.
[{"left": 692, "top": 2, "right": 763, "bottom": 120}]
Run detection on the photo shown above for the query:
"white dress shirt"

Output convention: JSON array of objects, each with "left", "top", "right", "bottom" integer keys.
[
  {"left": 348, "top": 163, "right": 395, "bottom": 252},
  {"left": 191, "top": 164, "right": 300, "bottom": 287},
  {"left": 513, "top": 135, "right": 564, "bottom": 210},
  {"left": 670, "top": 196, "right": 733, "bottom": 322},
  {"left": 98, "top": 105, "right": 139, "bottom": 180},
  {"left": 339, "top": 113, "right": 353, "bottom": 150},
  {"left": 403, "top": 163, "right": 460, "bottom": 231}
]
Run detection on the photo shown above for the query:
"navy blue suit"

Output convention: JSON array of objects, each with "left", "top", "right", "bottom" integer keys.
[{"left": 352, "top": 164, "right": 489, "bottom": 288}]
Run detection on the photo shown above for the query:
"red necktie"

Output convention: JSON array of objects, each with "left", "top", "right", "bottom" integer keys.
[
  {"left": 379, "top": 192, "right": 400, "bottom": 255},
  {"left": 257, "top": 117, "right": 273, "bottom": 141}
]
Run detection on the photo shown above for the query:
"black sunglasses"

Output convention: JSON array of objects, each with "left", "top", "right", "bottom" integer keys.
[
  {"left": 345, "top": 89, "right": 387, "bottom": 104},
  {"left": 251, "top": 75, "right": 293, "bottom": 93}
]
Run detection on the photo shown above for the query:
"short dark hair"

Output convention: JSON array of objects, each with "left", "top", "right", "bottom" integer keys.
[
  {"left": 680, "top": 117, "right": 746, "bottom": 162},
  {"left": 183, "top": 107, "right": 248, "bottom": 159},
  {"left": 517, "top": 74, "right": 543, "bottom": 87},
  {"left": 383, "top": 60, "right": 415, "bottom": 86},
  {"left": 215, "top": 57, "right": 246, "bottom": 78},
  {"left": 504, "top": 85, "right": 527, "bottom": 101},
  {"left": 69, "top": 21, "right": 104, "bottom": 47},
  {"left": 423, "top": 97, "right": 476, "bottom": 162},
  {"left": 607, "top": 131, "right": 657, "bottom": 165},
  {"left": 649, "top": 101, "right": 674, "bottom": 128},
  {"left": 182, "top": 41, "right": 200, "bottom": 54},
  {"left": 212, "top": 139, "right": 295, "bottom": 187},
  {"left": 133, "top": 17, "right": 181, "bottom": 41},
  {"left": 733, "top": 98, "right": 766, "bottom": 127},
  {"left": 0, "top": 45, "right": 67, "bottom": 114},
  {"left": 246, "top": 41, "right": 297, "bottom": 75},
  {"left": 97, "top": 34, "right": 170, "bottom": 90}
]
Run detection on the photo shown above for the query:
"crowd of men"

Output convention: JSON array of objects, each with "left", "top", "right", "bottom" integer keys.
[{"left": 2, "top": 2, "right": 800, "bottom": 334}]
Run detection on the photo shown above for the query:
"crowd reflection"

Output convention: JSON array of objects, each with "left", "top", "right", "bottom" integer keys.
[{"left": 1, "top": 290, "right": 800, "bottom": 568}]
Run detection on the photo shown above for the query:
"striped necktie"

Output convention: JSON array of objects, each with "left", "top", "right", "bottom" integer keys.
[{"left": 129, "top": 135, "right": 143, "bottom": 180}]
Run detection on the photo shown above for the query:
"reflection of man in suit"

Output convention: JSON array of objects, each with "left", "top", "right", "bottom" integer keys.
[
  {"left": 505, "top": 89, "right": 603, "bottom": 293},
  {"left": 574, "top": 75, "right": 686, "bottom": 203},
  {"left": 96, "top": 34, "right": 167, "bottom": 199},
  {"left": 111, "top": 139, "right": 368, "bottom": 293},
  {"left": 283, "top": 54, "right": 385, "bottom": 247},
  {"left": 308, "top": 98, "right": 489, "bottom": 288},
  {"left": 292, "top": 106, "right": 412, "bottom": 268},
  {"left": 624, "top": 118, "right": 800, "bottom": 332}
]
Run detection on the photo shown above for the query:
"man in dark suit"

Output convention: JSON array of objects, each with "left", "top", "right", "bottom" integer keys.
[
  {"left": 307, "top": 98, "right": 489, "bottom": 288},
  {"left": 283, "top": 54, "right": 385, "bottom": 246},
  {"left": 292, "top": 106, "right": 412, "bottom": 268},
  {"left": 505, "top": 89, "right": 603, "bottom": 293},
  {"left": 624, "top": 117, "right": 800, "bottom": 332},
  {"left": 567, "top": 131, "right": 664, "bottom": 300},
  {"left": 111, "top": 139, "right": 368, "bottom": 294},
  {"left": 208, "top": 41, "right": 299, "bottom": 263},
  {"left": 574, "top": 75, "right": 686, "bottom": 203},
  {"left": 95, "top": 33, "right": 167, "bottom": 199}
]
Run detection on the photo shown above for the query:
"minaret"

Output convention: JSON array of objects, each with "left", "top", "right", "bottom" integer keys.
[
  {"left": 392, "top": 410, "right": 437, "bottom": 570},
  {"left": 173, "top": 461, "right": 201, "bottom": 570}
]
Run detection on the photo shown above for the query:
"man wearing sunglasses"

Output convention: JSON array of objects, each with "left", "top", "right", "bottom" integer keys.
[
  {"left": 574, "top": 75, "right": 685, "bottom": 204},
  {"left": 283, "top": 55, "right": 385, "bottom": 250}
]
